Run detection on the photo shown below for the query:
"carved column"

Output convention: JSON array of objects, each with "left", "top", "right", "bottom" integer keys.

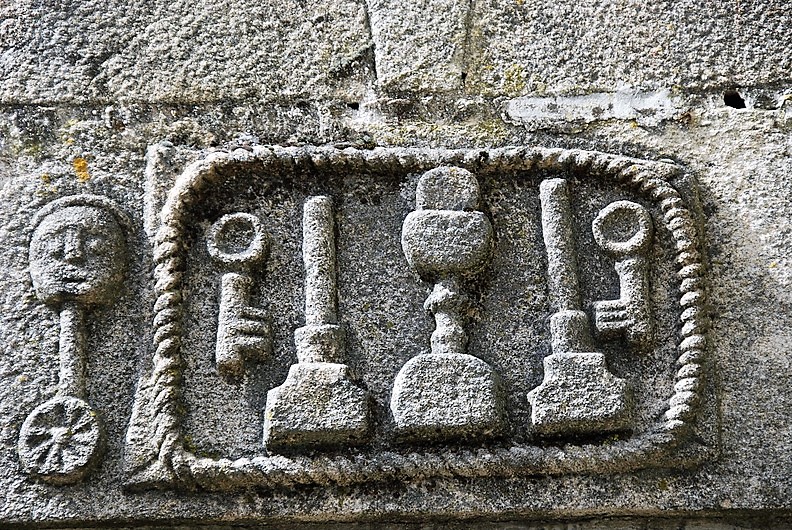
[
  {"left": 527, "top": 179, "right": 632, "bottom": 435},
  {"left": 263, "top": 196, "right": 371, "bottom": 452}
]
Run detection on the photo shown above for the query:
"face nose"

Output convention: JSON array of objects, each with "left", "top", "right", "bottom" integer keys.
[{"left": 61, "top": 228, "right": 85, "bottom": 263}]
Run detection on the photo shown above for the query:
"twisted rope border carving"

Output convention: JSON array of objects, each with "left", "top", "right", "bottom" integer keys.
[{"left": 125, "top": 146, "right": 709, "bottom": 491}]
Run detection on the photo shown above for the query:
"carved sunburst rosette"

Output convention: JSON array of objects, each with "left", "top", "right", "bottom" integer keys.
[{"left": 18, "top": 396, "right": 102, "bottom": 485}]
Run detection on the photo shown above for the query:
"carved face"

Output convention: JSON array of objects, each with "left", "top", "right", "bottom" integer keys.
[{"left": 29, "top": 205, "right": 126, "bottom": 305}]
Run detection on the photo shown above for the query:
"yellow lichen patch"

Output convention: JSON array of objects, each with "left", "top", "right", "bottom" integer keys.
[
  {"left": 72, "top": 157, "right": 90, "bottom": 182},
  {"left": 502, "top": 64, "right": 527, "bottom": 96},
  {"left": 40, "top": 173, "right": 51, "bottom": 183}
]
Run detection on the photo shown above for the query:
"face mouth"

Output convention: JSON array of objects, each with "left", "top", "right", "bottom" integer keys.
[
  {"left": 52, "top": 272, "right": 94, "bottom": 293},
  {"left": 56, "top": 265, "right": 90, "bottom": 284},
  {"left": 61, "top": 277, "right": 88, "bottom": 284}
]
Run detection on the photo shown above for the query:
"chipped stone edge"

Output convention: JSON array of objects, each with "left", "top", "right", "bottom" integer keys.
[{"left": 123, "top": 145, "right": 710, "bottom": 491}]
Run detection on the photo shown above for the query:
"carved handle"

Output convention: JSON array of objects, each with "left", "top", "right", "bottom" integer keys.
[
  {"left": 539, "top": 178, "right": 595, "bottom": 354},
  {"left": 58, "top": 303, "right": 87, "bottom": 399},
  {"left": 294, "top": 196, "right": 344, "bottom": 365},
  {"left": 592, "top": 200, "right": 654, "bottom": 346},
  {"left": 216, "top": 273, "right": 272, "bottom": 378},
  {"left": 424, "top": 278, "right": 468, "bottom": 356}
]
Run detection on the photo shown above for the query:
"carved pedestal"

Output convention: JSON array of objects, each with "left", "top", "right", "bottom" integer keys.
[
  {"left": 264, "top": 361, "right": 370, "bottom": 451},
  {"left": 263, "top": 197, "right": 371, "bottom": 451},
  {"left": 528, "top": 179, "right": 632, "bottom": 435},
  {"left": 528, "top": 312, "right": 631, "bottom": 434}
]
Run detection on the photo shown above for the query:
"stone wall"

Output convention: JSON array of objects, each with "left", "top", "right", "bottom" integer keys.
[{"left": 1, "top": 1, "right": 791, "bottom": 527}]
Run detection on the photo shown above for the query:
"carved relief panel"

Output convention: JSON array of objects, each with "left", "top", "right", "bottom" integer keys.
[
  {"left": 120, "top": 145, "right": 713, "bottom": 491},
  {"left": 18, "top": 195, "right": 132, "bottom": 485}
]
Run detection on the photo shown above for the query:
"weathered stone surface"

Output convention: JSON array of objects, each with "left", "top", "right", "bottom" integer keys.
[
  {"left": 263, "top": 362, "right": 371, "bottom": 451},
  {"left": 415, "top": 166, "right": 480, "bottom": 211},
  {"left": 402, "top": 211, "right": 493, "bottom": 278},
  {"left": 466, "top": 0, "right": 792, "bottom": 96},
  {"left": 1, "top": 0, "right": 792, "bottom": 527},
  {"left": 366, "top": 0, "right": 470, "bottom": 93},
  {"left": 391, "top": 352, "right": 505, "bottom": 441},
  {"left": 528, "top": 352, "right": 632, "bottom": 435},
  {"left": 0, "top": 0, "right": 373, "bottom": 104}
]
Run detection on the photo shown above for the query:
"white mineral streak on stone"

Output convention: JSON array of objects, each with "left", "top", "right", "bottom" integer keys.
[
  {"left": 302, "top": 196, "right": 338, "bottom": 326},
  {"left": 504, "top": 89, "right": 679, "bottom": 130}
]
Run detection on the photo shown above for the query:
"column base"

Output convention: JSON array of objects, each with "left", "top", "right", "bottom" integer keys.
[
  {"left": 390, "top": 353, "right": 504, "bottom": 442},
  {"left": 263, "top": 363, "right": 370, "bottom": 452},
  {"left": 527, "top": 352, "right": 631, "bottom": 435}
]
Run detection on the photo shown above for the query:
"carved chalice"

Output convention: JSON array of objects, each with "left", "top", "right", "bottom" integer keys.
[
  {"left": 19, "top": 195, "right": 128, "bottom": 484},
  {"left": 392, "top": 167, "right": 505, "bottom": 442}
]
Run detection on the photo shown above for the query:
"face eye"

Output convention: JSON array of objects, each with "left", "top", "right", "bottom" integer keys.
[
  {"left": 86, "top": 236, "right": 104, "bottom": 253},
  {"left": 45, "top": 237, "right": 63, "bottom": 259}
]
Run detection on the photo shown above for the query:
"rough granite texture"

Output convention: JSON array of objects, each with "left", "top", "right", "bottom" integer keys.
[{"left": 1, "top": 0, "right": 792, "bottom": 528}]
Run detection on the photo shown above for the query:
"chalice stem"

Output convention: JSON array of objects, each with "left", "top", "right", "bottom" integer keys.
[
  {"left": 427, "top": 278, "right": 467, "bottom": 356},
  {"left": 58, "top": 303, "right": 86, "bottom": 399}
]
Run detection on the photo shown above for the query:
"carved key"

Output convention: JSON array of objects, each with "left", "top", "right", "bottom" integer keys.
[
  {"left": 592, "top": 200, "right": 654, "bottom": 347},
  {"left": 207, "top": 212, "right": 272, "bottom": 379}
]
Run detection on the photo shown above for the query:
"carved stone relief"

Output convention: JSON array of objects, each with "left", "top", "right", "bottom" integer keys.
[
  {"left": 591, "top": 200, "right": 654, "bottom": 346},
  {"left": 206, "top": 212, "right": 272, "bottom": 379},
  {"left": 120, "top": 145, "right": 711, "bottom": 491},
  {"left": 393, "top": 167, "right": 504, "bottom": 441},
  {"left": 263, "top": 196, "right": 371, "bottom": 451},
  {"left": 527, "top": 178, "right": 631, "bottom": 435},
  {"left": 20, "top": 195, "right": 130, "bottom": 484}
]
